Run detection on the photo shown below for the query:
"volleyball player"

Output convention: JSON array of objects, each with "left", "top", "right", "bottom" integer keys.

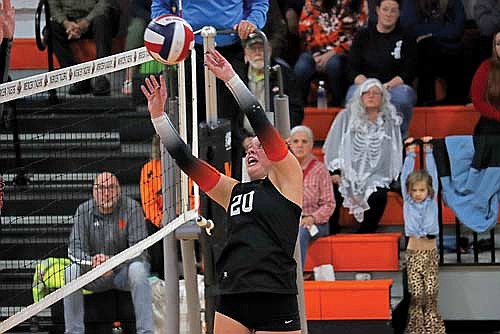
[{"left": 141, "top": 49, "right": 303, "bottom": 334}]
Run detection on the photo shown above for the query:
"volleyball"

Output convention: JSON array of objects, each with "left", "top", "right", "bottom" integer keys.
[{"left": 144, "top": 15, "right": 195, "bottom": 65}]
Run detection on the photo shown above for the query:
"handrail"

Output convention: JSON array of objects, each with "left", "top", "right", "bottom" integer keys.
[
  {"left": 35, "top": 0, "right": 47, "bottom": 51},
  {"left": 34, "top": 0, "right": 58, "bottom": 103}
]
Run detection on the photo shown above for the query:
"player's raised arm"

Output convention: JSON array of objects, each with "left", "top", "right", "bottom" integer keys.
[
  {"left": 205, "top": 49, "right": 302, "bottom": 207},
  {"left": 141, "top": 75, "right": 238, "bottom": 210}
]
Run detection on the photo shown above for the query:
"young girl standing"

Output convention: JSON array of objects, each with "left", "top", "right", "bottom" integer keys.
[{"left": 402, "top": 137, "right": 446, "bottom": 334}]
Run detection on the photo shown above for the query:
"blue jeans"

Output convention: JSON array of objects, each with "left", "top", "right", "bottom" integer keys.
[
  {"left": 346, "top": 83, "right": 416, "bottom": 138},
  {"left": 294, "top": 52, "right": 347, "bottom": 106},
  {"left": 64, "top": 261, "right": 153, "bottom": 334},
  {"left": 299, "top": 223, "right": 330, "bottom": 270}
]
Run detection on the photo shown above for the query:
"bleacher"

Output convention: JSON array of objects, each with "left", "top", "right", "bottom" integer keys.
[
  {"left": 300, "top": 104, "right": 500, "bottom": 333},
  {"left": 0, "top": 95, "right": 154, "bottom": 333}
]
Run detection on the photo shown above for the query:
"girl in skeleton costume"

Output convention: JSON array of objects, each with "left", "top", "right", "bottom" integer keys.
[
  {"left": 323, "top": 78, "right": 402, "bottom": 233},
  {"left": 142, "top": 49, "right": 303, "bottom": 334}
]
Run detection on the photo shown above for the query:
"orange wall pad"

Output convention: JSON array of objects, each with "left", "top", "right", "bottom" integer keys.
[
  {"left": 304, "top": 233, "right": 401, "bottom": 272},
  {"left": 10, "top": 38, "right": 125, "bottom": 70},
  {"left": 10, "top": 38, "right": 59, "bottom": 69},
  {"left": 304, "top": 237, "right": 332, "bottom": 271},
  {"left": 410, "top": 105, "right": 480, "bottom": 138},
  {"left": 303, "top": 107, "right": 339, "bottom": 141},
  {"left": 303, "top": 282, "right": 322, "bottom": 320},
  {"left": 378, "top": 192, "right": 404, "bottom": 225},
  {"left": 304, "top": 280, "right": 393, "bottom": 320},
  {"left": 330, "top": 233, "right": 401, "bottom": 271},
  {"left": 303, "top": 105, "right": 480, "bottom": 141},
  {"left": 312, "top": 147, "right": 324, "bottom": 162}
]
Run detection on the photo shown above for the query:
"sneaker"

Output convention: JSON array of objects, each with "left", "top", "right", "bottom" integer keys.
[
  {"left": 93, "top": 76, "right": 111, "bottom": 96},
  {"left": 68, "top": 80, "right": 91, "bottom": 95}
]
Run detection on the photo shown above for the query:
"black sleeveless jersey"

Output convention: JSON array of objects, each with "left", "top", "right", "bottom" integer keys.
[{"left": 216, "top": 177, "right": 301, "bottom": 295}]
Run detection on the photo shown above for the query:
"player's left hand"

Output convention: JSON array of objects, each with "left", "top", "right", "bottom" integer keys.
[
  {"left": 205, "top": 49, "right": 236, "bottom": 83},
  {"left": 141, "top": 74, "right": 168, "bottom": 119}
]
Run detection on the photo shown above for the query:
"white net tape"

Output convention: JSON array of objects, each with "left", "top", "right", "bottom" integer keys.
[
  {"left": 0, "top": 209, "right": 197, "bottom": 333},
  {"left": 0, "top": 46, "right": 153, "bottom": 104}
]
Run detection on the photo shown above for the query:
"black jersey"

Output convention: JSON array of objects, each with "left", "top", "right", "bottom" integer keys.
[{"left": 216, "top": 177, "right": 301, "bottom": 295}]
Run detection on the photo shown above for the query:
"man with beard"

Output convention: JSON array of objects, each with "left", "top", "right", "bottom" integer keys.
[
  {"left": 241, "top": 33, "right": 303, "bottom": 148},
  {"left": 63, "top": 172, "right": 153, "bottom": 334}
]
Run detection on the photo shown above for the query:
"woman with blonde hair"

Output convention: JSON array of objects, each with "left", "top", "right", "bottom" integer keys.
[{"left": 323, "top": 78, "right": 402, "bottom": 233}]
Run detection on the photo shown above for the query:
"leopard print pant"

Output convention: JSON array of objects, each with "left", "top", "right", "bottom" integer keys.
[{"left": 405, "top": 248, "right": 446, "bottom": 334}]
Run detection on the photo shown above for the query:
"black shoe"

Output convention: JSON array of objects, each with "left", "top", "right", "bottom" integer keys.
[
  {"left": 93, "top": 76, "right": 111, "bottom": 96},
  {"left": 68, "top": 80, "right": 91, "bottom": 95}
]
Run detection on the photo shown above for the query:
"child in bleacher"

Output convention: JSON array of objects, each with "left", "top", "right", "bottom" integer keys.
[{"left": 402, "top": 136, "right": 446, "bottom": 334}]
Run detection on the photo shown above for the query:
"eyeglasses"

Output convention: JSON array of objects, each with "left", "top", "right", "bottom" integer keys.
[
  {"left": 362, "top": 91, "right": 383, "bottom": 97},
  {"left": 93, "top": 184, "right": 119, "bottom": 191}
]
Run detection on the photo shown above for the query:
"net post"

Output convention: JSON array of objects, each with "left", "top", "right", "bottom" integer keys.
[
  {"left": 198, "top": 26, "right": 229, "bottom": 334},
  {"left": 201, "top": 27, "right": 218, "bottom": 125},
  {"left": 295, "top": 239, "right": 308, "bottom": 334},
  {"left": 162, "top": 97, "right": 181, "bottom": 334},
  {"left": 180, "top": 239, "right": 202, "bottom": 334}
]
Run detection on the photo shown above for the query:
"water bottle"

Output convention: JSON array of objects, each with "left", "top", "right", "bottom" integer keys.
[
  {"left": 111, "top": 321, "right": 123, "bottom": 334},
  {"left": 316, "top": 80, "right": 327, "bottom": 109}
]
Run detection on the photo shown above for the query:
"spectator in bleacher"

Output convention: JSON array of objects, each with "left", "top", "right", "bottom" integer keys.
[
  {"left": 473, "top": 0, "right": 500, "bottom": 38},
  {"left": 289, "top": 125, "right": 335, "bottom": 269},
  {"left": 279, "top": 0, "right": 305, "bottom": 64},
  {"left": 0, "top": 0, "right": 15, "bottom": 81},
  {"left": 142, "top": 49, "right": 304, "bottom": 333},
  {"left": 294, "top": 0, "right": 368, "bottom": 107},
  {"left": 280, "top": 0, "right": 305, "bottom": 35},
  {"left": 323, "top": 78, "right": 403, "bottom": 233},
  {"left": 121, "top": 0, "right": 152, "bottom": 95},
  {"left": 400, "top": 0, "right": 466, "bottom": 105},
  {"left": 64, "top": 172, "right": 153, "bottom": 334},
  {"left": 402, "top": 137, "right": 445, "bottom": 334},
  {"left": 151, "top": 0, "right": 269, "bottom": 181},
  {"left": 46, "top": 0, "right": 121, "bottom": 96},
  {"left": 470, "top": 29, "right": 500, "bottom": 135},
  {"left": 0, "top": 0, "right": 15, "bottom": 130},
  {"left": 241, "top": 33, "right": 304, "bottom": 136},
  {"left": 262, "top": 0, "right": 289, "bottom": 59},
  {"left": 347, "top": 0, "right": 417, "bottom": 138}
]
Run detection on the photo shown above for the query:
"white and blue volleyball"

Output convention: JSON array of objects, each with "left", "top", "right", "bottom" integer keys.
[{"left": 144, "top": 15, "right": 194, "bottom": 65}]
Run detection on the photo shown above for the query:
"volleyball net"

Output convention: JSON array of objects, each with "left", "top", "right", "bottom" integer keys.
[{"left": 0, "top": 46, "right": 204, "bottom": 333}]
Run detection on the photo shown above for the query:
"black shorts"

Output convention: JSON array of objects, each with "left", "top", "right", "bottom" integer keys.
[{"left": 216, "top": 293, "right": 300, "bottom": 332}]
